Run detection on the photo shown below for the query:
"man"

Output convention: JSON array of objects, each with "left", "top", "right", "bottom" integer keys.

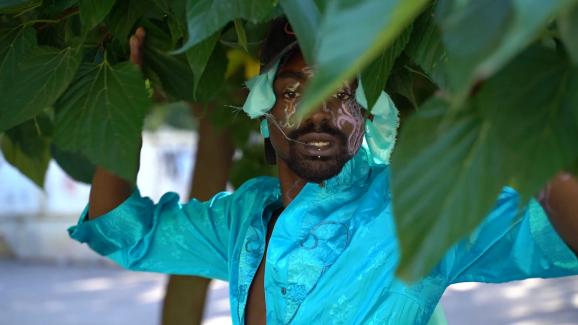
[{"left": 69, "top": 18, "right": 578, "bottom": 324}]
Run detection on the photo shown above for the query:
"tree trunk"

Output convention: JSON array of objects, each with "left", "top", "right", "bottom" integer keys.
[{"left": 161, "top": 105, "right": 235, "bottom": 325}]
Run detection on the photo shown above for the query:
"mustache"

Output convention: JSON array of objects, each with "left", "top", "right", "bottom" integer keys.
[{"left": 288, "top": 121, "right": 347, "bottom": 143}]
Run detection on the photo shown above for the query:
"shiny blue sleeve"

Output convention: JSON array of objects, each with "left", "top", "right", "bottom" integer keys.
[
  {"left": 438, "top": 187, "right": 578, "bottom": 284},
  {"left": 68, "top": 188, "right": 234, "bottom": 281}
]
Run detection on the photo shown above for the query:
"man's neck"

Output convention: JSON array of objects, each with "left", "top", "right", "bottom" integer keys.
[{"left": 277, "top": 159, "right": 308, "bottom": 207}]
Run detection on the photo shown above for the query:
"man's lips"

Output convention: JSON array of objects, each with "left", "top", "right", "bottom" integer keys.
[{"left": 295, "top": 132, "right": 341, "bottom": 157}]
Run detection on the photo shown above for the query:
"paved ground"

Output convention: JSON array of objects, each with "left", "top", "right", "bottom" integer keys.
[{"left": 1, "top": 259, "right": 577, "bottom": 325}]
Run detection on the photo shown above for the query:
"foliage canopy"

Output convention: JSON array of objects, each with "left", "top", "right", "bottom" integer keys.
[{"left": 1, "top": 0, "right": 577, "bottom": 281}]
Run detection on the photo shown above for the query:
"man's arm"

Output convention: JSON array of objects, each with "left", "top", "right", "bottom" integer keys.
[
  {"left": 88, "top": 167, "right": 135, "bottom": 219},
  {"left": 539, "top": 173, "right": 578, "bottom": 253}
]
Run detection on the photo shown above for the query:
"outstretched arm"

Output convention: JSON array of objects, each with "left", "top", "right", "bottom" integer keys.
[{"left": 539, "top": 172, "right": 578, "bottom": 254}]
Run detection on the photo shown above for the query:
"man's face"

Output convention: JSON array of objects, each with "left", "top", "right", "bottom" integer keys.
[{"left": 266, "top": 51, "right": 365, "bottom": 183}]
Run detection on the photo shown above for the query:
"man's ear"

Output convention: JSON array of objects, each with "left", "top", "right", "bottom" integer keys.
[{"left": 260, "top": 117, "right": 276, "bottom": 165}]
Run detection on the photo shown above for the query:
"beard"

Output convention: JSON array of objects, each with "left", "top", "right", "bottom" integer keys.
[{"left": 284, "top": 122, "right": 353, "bottom": 183}]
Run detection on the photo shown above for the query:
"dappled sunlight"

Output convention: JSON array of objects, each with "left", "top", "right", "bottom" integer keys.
[
  {"left": 443, "top": 276, "right": 578, "bottom": 324},
  {"left": 203, "top": 316, "right": 232, "bottom": 325},
  {"left": 137, "top": 285, "right": 166, "bottom": 304},
  {"left": 204, "top": 280, "right": 231, "bottom": 319},
  {"left": 67, "top": 277, "right": 116, "bottom": 292},
  {"left": 0, "top": 260, "right": 166, "bottom": 325},
  {"left": 448, "top": 282, "right": 480, "bottom": 292}
]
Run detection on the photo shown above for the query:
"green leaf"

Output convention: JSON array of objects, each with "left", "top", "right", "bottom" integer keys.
[
  {"left": 234, "top": 19, "right": 248, "bottom": 52},
  {"left": 386, "top": 65, "right": 418, "bottom": 109},
  {"left": 480, "top": 47, "right": 578, "bottom": 199},
  {"left": 185, "top": 31, "right": 220, "bottom": 97},
  {"left": 0, "top": 0, "right": 41, "bottom": 14},
  {"left": 281, "top": 0, "right": 321, "bottom": 64},
  {"left": 193, "top": 43, "right": 227, "bottom": 101},
  {"left": 0, "top": 29, "right": 80, "bottom": 132},
  {"left": 569, "top": 159, "right": 578, "bottom": 177},
  {"left": 405, "top": 7, "right": 449, "bottom": 89},
  {"left": 391, "top": 98, "right": 506, "bottom": 281},
  {"left": 361, "top": 25, "right": 412, "bottom": 111},
  {"left": 143, "top": 30, "right": 196, "bottom": 101},
  {"left": 51, "top": 145, "right": 96, "bottom": 184},
  {"left": 0, "top": 0, "right": 31, "bottom": 8},
  {"left": 1, "top": 116, "right": 52, "bottom": 188},
  {"left": 559, "top": 4, "right": 578, "bottom": 65},
  {"left": 80, "top": 0, "right": 116, "bottom": 31},
  {"left": 438, "top": 0, "right": 578, "bottom": 100},
  {"left": 392, "top": 46, "right": 578, "bottom": 281},
  {"left": 106, "top": 0, "right": 150, "bottom": 41},
  {"left": 54, "top": 61, "right": 150, "bottom": 182},
  {"left": 177, "top": 0, "right": 277, "bottom": 52},
  {"left": 297, "top": 0, "right": 430, "bottom": 119}
]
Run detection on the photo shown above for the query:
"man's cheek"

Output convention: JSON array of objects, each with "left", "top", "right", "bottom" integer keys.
[
  {"left": 342, "top": 104, "right": 364, "bottom": 154},
  {"left": 281, "top": 101, "right": 304, "bottom": 129}
]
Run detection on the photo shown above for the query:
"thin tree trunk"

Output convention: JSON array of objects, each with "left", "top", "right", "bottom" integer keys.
[{"left": 161, "top": 105, "right": 235, "bottom": 325}]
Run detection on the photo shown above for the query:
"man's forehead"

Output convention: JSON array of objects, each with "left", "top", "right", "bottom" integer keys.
[
  {"left": 276, "top": 51, "right": 310, "bottom": 79},
  {"left": 274, "top": 50, "right": 356, "bottom": 87}
]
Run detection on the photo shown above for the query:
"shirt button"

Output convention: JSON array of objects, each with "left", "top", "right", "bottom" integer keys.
[{"left": 280, "top": 287, "right": 287, "bottom": 295}]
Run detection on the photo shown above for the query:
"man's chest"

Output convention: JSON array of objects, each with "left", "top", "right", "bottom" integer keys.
[
  {"left": 244, "top": 210, "right": 281, "bottom": 324},
  {"left": 229, "top": 204, "right": 444, "bottom": 324}
]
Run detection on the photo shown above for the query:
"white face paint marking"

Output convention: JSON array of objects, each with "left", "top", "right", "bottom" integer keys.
[
  {"left": 302, "top": 66, "right": 315, "bottom": 79},
  {"left": 281, "top": 81, "right": 301, "bottom": 128}
]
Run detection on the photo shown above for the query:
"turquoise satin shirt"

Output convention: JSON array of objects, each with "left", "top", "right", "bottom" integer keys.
[{"left": 69, "top": 147, "right": 578, "bottom": 324}]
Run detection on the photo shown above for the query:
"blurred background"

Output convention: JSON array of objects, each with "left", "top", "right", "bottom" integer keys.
[{"left": 1, "top": 121, "right": 577, "bottom": 325}]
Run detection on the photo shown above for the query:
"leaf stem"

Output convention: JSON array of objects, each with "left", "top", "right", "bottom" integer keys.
[{"left": 34, "top": 7, "right": 80, "bottom": 31}]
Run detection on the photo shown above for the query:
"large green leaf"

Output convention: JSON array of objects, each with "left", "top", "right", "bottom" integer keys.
[
  {"left": 438, "top": 0, "right": 578, "bottom": 100},
  {"left": 185, "top": 31, "right": 220, "bottom": 97},
  {"left": 391, "top": 98, "right": 505, "bottom": 281},
  {"left": 233, "top": 19, "right": 248, "bottom": 52},
  {"left": 481, "top": 48, "right": 578, "bottom": 198},
  {"left": 177, "top": 0, "right": 277, "bottom": 52},
  {"left": 0, "top": 0, "right": 40, "bottom": 13},
  {"left": 54, "top": 61, "right": 150, "bottom": 182},
  {"left": 0, "top": 0, "right": 31, "bottom": 8},
  {"left": 51, "top": 145, "right": 96, "bottom": 184},
  {"left": 569, "top": 159, "right": 578, "bottom": 177},
  {"left": 392, "top": 46, "right": 578, "bottom": 281},
  {"left": 297, "top": 0, "right": 430, "bottom": 119},
  {"left": 0, "top": 29, "right": 80, "bottom": 132},
  {"left": 193, "top": 43, "right": 227, "bottom": 102},
  {"left": 106, "top": 0, "right": 151, "bottom": 41},
  {"left": 144, "top": 29, "right": 196, "bottom": 101},
  {"left": 361, "top": 25, "right": 412, "bottom": 111},
  {"left": 404, "top": 6, "right": 448, "bottom": 89},
  {"left": 80, "top": 0, "right": 116, "bottom": 31},
  {"left": 559, "top": 4, "right": 578, "bottom": 65},
  {"left": 281, "top": 0, "right": 321, "bottom": 64},
  {"left": 1, "top": 115, "right": 52, "bottom": 188}
]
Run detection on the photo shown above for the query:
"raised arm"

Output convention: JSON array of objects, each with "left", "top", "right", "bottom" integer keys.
[
  {"left": 88, "top": 167, "right": 136, "bottom": 219},
  {"left": 538, "top": 172, "right": 578, "bottom": 254}
]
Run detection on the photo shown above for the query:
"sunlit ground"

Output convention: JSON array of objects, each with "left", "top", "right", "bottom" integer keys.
[
  {"left": 1, "top": 259, "right": 576, "bottom": 324},
  {"left": 443, "top": 278, "right": 578, "bottom": 324}
]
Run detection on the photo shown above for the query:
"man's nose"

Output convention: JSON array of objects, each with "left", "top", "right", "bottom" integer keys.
[{"left": 307, "top": 101, "right": 333, "bottom": 125}]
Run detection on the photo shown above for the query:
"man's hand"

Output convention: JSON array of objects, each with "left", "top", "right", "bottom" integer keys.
[
  {"left": 129, "top": 27, "right": 146, "bottom": 68},
  {"left": 538, "top": 173, "right": 578, "bottom": 253}
]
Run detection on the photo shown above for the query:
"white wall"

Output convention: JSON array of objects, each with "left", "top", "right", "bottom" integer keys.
[{"left": 0, "top": 129, "right": 197, "bottom": 261}]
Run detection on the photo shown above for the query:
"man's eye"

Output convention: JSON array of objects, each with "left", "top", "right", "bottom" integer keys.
[
  {"left": 335, "top": 91, "right": 351, "bottom": 101},
  {"left": 283, "top": 90, "right": 299, "bottom": 100}
]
